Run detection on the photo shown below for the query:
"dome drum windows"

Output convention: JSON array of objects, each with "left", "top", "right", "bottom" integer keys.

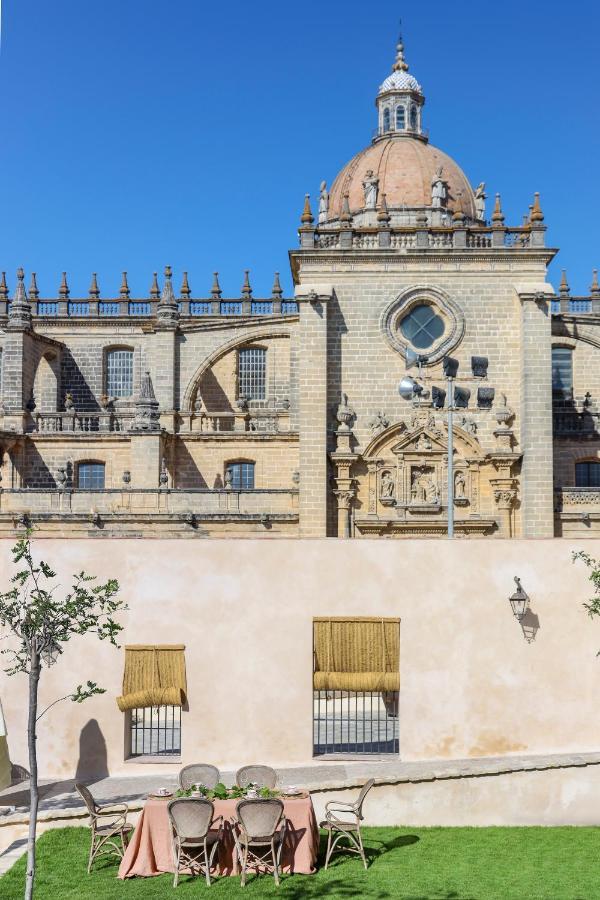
[
  {"left": 395, "top": 106, "right": 406, "bottom": 130},
  {"left": 382, "top": 107, "right": 391, "bottom": 133}
]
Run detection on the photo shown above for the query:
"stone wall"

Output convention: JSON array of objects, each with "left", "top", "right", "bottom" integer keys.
[{"left": 1, "top": 537, "right": 599, "bottom": 781}]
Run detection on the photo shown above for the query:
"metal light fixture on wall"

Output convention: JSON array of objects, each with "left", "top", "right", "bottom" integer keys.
[{"left": 508, "top": 576, "right": 528, "bottom": 621}]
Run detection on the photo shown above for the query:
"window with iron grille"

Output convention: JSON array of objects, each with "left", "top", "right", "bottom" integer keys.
[
  {"left": 576, "top": 461, "right": 600, "bottom": 488},
  {"left": 129, "top": 706, "right": 181, "bottom": 757},
  {"left": 552, "top": 347, "right": 573, "bottom": 398},
  {"left": 238, "top": 347, "right": 266, "bottom": 400},
  {"left": 313, "top": 617, "right": 400, "bottom": 756},
  {"left": 77, "top": 462, "right": 105, "bottom": 490},
  {"left": 106, "top": 348, "right": 133, "bottom": 397},
  {"left": 226, "top": 461, "right": 255, "bottom": 490}
]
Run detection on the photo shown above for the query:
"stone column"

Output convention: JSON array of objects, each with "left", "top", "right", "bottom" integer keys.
[
  {"left": 297, "top": 288, "right": 330, "bottom": 537},
  {"left": 519, "top": 293, "right": 554, "bottom": 536}
]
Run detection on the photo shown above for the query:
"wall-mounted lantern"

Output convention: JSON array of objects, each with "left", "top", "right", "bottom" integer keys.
[{"left": 509, "top": 576, "right": 528, "bottom": 621}]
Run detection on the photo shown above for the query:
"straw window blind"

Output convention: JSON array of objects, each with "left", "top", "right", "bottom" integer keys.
[
  {"left": 313, "top": 617, "right": 400, "bottom": 692},
  {"left": 116, "top": 645, "right": 187, "bottom": 712}
]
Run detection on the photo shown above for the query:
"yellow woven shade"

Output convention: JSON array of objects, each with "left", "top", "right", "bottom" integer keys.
[
  {"left": 313, "top": 617, "right": 400, "bottom": 692},
  {"left": 117, "top": 645, "right": 187, "bottom": 712}
]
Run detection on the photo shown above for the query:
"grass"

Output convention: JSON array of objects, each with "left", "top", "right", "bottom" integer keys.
[{"left": 1, "top": 825, "right": 600, "bottom": 899}]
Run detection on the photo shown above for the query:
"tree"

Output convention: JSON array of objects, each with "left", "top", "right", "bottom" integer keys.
[
  {"left": 0, "top": 533, "right": 126, "bottom": 900},
  {"left": 573, "top": 550, "right": 600, "bottom": 630}
]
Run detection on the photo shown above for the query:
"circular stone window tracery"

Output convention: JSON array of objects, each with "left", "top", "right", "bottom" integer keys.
[{"left": 380, "top": 286, "right": 465, "bottom": 364}]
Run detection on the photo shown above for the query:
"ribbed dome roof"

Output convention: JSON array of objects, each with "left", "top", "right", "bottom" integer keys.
[
  {"left": 328, "top": 136, "right": 476, "bottom": 219},
  {"left": 379, "top": 71, "right": 422, "bottom": 94}
]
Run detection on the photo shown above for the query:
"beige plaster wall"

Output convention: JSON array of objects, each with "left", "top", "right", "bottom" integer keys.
[{"left": 1, "top": 538, "right": 599, "bottom": 781}]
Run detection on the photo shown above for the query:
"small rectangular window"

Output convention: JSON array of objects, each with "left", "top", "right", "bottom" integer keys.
[
  {"left": 576, "top": 461, "right": 600, "bottom": 488},
  {"left": 238, "top": 348, "right": 266, "bottom": 400},
  {"left": 552, "top": 347, "right": 573, "bottom": 398},
  {"left": 106, "top": 349, "right": 133, "bottom": 398},
  {"left": 227, "top": 462, "right": 255, "bottom": 490},
  {"left": 78, "top": 462, "right": 105, "bottom": 490}
]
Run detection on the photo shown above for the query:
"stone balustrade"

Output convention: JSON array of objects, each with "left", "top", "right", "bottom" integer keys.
[
  {"left": 30, "top": 411, "right": 134, "bottom": 433},
  {"left": 0, "top": 487, "right": 299, "bottom": 517},
  {"left": 313, "top": 226, "right": 534, "bottom": 252},
  {"left": 554, "top": 487, "right": 600, "bottom": 512},
  {"left": 552, "top": 410, "right": 600, "bottom": 436},
  {"left": 0, "top": 299, "right": 300, "bottom": 320}
]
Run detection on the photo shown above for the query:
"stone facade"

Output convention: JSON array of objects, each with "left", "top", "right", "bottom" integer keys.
[{"left": 0, "top": 33, "right": 598, "bottom": 539}]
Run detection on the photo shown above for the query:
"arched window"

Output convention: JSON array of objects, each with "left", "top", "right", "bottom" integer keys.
[
  {"left": 551, "top": 347, "right": 573, "bottom": 399},
  {"left": 77, "top": 461, "right": 105, "bottom": 490},
  {"left": 238, "top": 347, "right": 266, "bottom": 400},
  {"left": 410, "top": 105, "right": 418, "bottom": 130},
  {"left": 382, "top": 108, "right": 391, "bottom": 133},
  {"left": 106, "top": 348, "right": 134, "bottom": 398},
  {"left": 576, "top": 461, "right": 600, "bottom": 487},
  {"left": 226, "top": 461, "right": 255, "bottom": 490},
  {"left": 395, "top": 106, "right": 406, "bottom": 130}
]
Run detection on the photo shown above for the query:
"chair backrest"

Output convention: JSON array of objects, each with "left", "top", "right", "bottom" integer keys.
[
  {"left": 75, "top": 782, "right": 97, "bottom": 818},
  {"left": 178, "top": 764, "right": 220, "bottom": 791},
  {"left": 354, "top": 778, "right": 375, "bottom": 817},
  {"left": 236, "top": 799, "right": 283, "bottom": 839},
  {"left": 236, "top": 765, "right": 277, "bottom": 789},
  {"left": 168, "top": 798, "right": 214, "bottom": 841}
]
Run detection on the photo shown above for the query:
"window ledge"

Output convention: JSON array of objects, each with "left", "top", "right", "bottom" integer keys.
[{"left": 125, "top": 755, "right": 181, "bottom": 765}]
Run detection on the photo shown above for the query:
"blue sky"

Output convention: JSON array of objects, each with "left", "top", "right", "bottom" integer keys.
[{"left": 0, "top": 0, "right": 598, "bottom": 297}]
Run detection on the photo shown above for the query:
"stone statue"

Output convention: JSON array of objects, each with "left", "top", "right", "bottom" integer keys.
[
  {"left": 368, "top": 410, "right": 390, "bottom": 435},
  {"left": 318, "top": 180, "right": 329, "bottom": 224},
  {"left": 362, "top": 170, "right": 379, "bottom": 210},
  {"left": 455, "top": 470, "right": 466, "bottom": 499},
  {"left": 380, "top": 470, "right": 395, "bottom": 499},
  {"left": 411, "top": 467, "right": 439, "bottom": 504},
  {"left": 431, "top": 167, "right": 447, "bottom": 209},
  {"left": 474, "top": 182, "right": 486, "bottom": 221}
]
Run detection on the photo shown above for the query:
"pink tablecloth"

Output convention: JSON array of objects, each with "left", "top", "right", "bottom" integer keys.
[{"left": 118, "top": 795, "right": 319, "bottom": 879}]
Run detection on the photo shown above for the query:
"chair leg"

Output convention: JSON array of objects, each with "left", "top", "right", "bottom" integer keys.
[
  {"left": 241, "top": 845, "right": 248, "bottom": 887},
  {"left": 357, "top": 826, "right": 367, "bottom": 870},
  {"left": 173, "top": 847, "right": 180, "bottom": 888},
  {"left": 271, "top": 842, "right": 280, "bottom": 887},
  {"left": 324, "top": 826, "right": 333, "bottom": 869},
  {"left": 204, "top": 840, "right": 211, "bottom": 887},
  {"left": 87, "top": 835, "right": 95, "bottom": 875}
]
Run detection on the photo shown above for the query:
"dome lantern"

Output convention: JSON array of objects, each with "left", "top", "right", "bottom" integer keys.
[{"left": 376, "top": 30, "right": 425, "bottom": 141}]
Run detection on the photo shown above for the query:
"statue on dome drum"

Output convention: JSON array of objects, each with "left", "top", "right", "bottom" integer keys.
[
  {"left": 318, "top": 181, "right": 329, "bottom": 224},
  {"left": 431, "top": 167, "right": 447, "bottom": 209},
  {"left": 474, "top": 182, "right": 487, "bottom": 221},
  {"left": 362, "top": 170, "right": 379, "bottom": 210}
]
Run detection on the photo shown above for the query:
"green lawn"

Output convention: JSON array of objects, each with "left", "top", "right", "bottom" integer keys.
[{"left": 1, "top": 825, "right": 600, "bottom": 899}]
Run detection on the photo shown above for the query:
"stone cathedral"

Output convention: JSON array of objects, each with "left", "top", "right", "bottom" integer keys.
[{"left": 0, "top": 33, "right": 598, "bottom": 539}]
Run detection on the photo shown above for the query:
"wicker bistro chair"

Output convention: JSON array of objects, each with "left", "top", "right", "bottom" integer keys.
[
  {"left": 236, "top": 765, "right": 277, "bottom": 790},
  {"left": 75, "top": 782, "right": 133, "bottom": 874},
  {"left": 167, "top": 798, "right": 224, "bottom": 887},
  {"left": 233, "top": 799, "right": 287, "bottom": 887},
  {"left": 178, "top": 764, "right": 221, "bottom": 791},
  {"left": 321, "top": 778, "right": 375, "bottom": 870}
]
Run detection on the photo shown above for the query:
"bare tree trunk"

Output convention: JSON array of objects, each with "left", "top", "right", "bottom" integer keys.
[{"left": 25, "top": 654, "right": 40, "bottom": 900}]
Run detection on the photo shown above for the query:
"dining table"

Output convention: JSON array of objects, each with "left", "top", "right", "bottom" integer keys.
[{"left": 118, "top": 792, "right": 319, "bottom": 879}]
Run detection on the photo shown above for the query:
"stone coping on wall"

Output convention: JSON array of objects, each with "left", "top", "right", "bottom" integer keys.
[{"left": 2, "top": 749, "right": 600, "bottom": 830}]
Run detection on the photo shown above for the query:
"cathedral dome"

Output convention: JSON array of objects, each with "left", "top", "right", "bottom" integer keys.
[{"left": 328, "top": 136, "right": 477, "bottom": 220}]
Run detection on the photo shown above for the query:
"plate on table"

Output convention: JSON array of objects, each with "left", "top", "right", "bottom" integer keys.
[{"left": 149, "top": 790, "right": 173, "bottom": 800}]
